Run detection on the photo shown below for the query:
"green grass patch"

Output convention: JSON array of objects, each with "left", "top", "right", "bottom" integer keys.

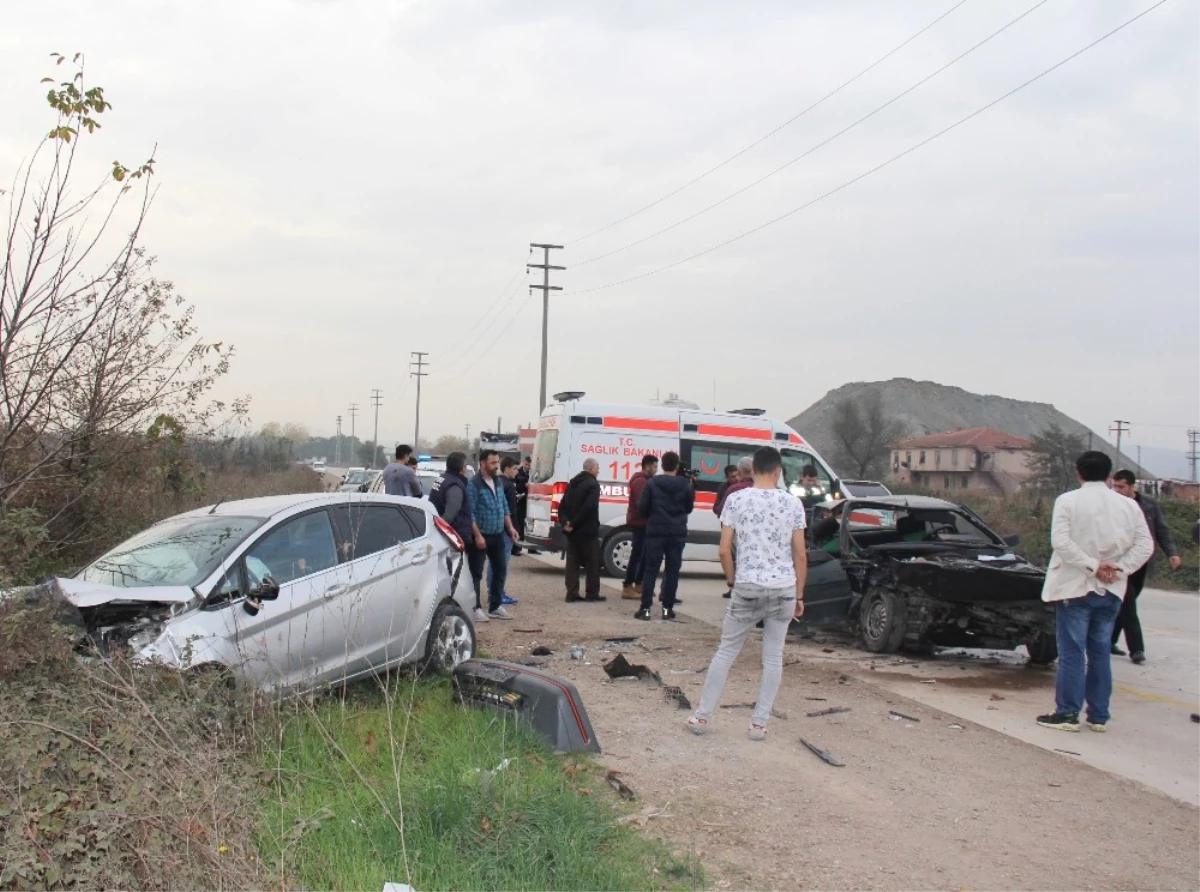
[{"left": 258, "top": 676, "right": 703, "bottom": 892}]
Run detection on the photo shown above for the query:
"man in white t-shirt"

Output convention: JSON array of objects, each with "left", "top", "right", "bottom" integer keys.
[{"left": 687, "top": 446, "right": 807, "bottom": 741}]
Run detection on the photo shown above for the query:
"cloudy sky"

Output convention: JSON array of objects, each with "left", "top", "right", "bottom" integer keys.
[{"left": 3, "top": 0, "right": 1196, "bottom": 459}]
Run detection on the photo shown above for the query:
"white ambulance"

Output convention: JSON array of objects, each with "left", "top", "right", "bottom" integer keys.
[{"left": 524, "top": 392, "right": 844, "bottom": 577}]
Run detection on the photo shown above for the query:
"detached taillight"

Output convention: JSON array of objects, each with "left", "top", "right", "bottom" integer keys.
[{"left": 433, "top": 515, "right": 465, "bottom": 551}]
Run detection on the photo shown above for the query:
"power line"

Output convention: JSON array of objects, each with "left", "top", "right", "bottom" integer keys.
[
  {"left": 443, "top": 270, "right": 527, "bottom": 365},
  {"left": 564, "top": 0, "right": 1168, "bottom": 298},
  {"left": 573, "top": 0, "right": 1049, "bottom": 269},
  {"left": 442, "top": 265, "right": 525, "bottom": 358},
  {"left": 566, "top": 0, "right": 973, "bottom": 246},
  {"left": 460, "top": 291, "right": 537, "bottom": 375}
]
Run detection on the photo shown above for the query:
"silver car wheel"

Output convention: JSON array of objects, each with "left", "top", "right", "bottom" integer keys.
[{"left": 434, "top": 613, "right": 473, "bottom": 670}]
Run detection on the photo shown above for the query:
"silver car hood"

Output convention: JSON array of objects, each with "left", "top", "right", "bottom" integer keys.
[{"left": 55, "top": 577, "right": 198, "bottom": 609}]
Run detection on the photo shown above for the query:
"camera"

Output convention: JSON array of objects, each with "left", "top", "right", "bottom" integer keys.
[{"left": 679, "top": 466, "right": 700, "bottom": 482}]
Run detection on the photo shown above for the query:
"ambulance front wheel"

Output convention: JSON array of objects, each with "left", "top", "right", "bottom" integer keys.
[{"left": 601, "top": 529, "right": 634, "bottom": 579}]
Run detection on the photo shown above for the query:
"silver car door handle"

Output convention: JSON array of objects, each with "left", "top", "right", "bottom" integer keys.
[
  {"left": 410, "top": 551, "right": 431, "bottom": 565},
  {"left": 323, "top": 584, "right": 349, "bottom": 599}
]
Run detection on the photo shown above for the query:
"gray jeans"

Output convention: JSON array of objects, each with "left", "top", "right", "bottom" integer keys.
[{"left": 695, "top": 581, "right": 795, "bottom": 727}]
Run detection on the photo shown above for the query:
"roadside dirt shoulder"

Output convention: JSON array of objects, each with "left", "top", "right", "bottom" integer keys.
[{"left": 479, "top": 558, "right": 1199, "bottom": 891}]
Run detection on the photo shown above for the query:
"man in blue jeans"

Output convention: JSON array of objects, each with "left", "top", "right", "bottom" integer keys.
[
  {"left": 621, "top": 454, "right": 658, "bottom": 599},
  {"left": 466, "top": 450, "right": 520, "bottom": 621},
  {"left": 1036, "top": 451, "right": 1152, "bottom": 732},
  {"left": 635, "top": 451, "right": 695, "bottom": 621}
]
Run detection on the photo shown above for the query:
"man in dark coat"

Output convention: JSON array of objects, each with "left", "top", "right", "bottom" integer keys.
[
  {"left": 622, "top": 454, "right": 659, "bottom": 599},
  {"left": 1111, "top": 470, "right": 1182, "bottom": 664},
  {"left": 636, "top": 451, "right": 695, "bottom": 620},
  {"left": 559, "top": 458, "right": 604, "bottom": 603}
]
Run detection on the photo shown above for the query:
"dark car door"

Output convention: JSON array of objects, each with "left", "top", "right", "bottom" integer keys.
[{"left": 801, "top": 548, "right": 853, "bottom": 627}]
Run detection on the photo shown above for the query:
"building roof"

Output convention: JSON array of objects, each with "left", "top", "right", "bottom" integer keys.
[{"left": 895, "top": 426, "right": 1033, "bottom": 451}]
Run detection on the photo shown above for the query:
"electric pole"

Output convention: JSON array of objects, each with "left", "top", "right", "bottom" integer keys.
[
  {"left": 528, "top": 243, "right": 564, "bottom": 411},
  {"left": 370, "top": 389, "right": 383, "bottom": 469},
  {"left": 1109, "top": 420, "right": 1130, "bottom": 464},
  {"left": 410, "top": 351, "right": 429, "bottom": 451},
  {"left": 335, "top": 415, "right": 343, "bottom": 467},
  {"left": 348, "top": 403, "right": 358, "bottom": 464},
  {"left": 1187, "top": 429, "right": 1200, "bottom": 483},
  {"left": 464, "top": 424, "right": 471, "bottom": 450}
]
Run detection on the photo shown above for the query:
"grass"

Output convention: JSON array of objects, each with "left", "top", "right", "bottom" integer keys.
[{"left": 259, "top": 676, "right": 703, "bottom": 892}]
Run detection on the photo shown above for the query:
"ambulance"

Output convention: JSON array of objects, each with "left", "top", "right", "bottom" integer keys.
[{"left": 524, "top": 392, "right": 845, "bottom": 577}]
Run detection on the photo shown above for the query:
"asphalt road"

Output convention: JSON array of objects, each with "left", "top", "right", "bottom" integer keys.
[{"left": 534, "top": 552, "right": 1200, "bottom": 805}]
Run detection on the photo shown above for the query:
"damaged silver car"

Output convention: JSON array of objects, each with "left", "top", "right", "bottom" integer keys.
[
  {"left": 801, "top": 496, "right": 1056, "bottom": 662},
  {"left": 38, "top": 493, "right": 475, "bottom": 690}
]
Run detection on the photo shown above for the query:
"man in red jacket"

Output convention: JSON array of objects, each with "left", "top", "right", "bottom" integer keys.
[{"left": 622, "top": 454, "right": 659, "bottom": 600}]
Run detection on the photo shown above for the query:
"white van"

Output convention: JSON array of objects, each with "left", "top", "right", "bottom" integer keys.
[{"left": 524, "top": 392, "right": 843, "bottom": 576}]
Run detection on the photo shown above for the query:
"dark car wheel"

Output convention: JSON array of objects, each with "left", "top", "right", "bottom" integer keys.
[
  {"left": 602, "top": 530, "right": 633, "bottom": 579},
  {"left": 422, "top": 602, "right": 476, "bottom": 675},
  {"left": 859, "top": 587, "right": 906, "bottom": 654},
  {"left": 1025, "top": 631, "right": 1058, "bottom": 665}
]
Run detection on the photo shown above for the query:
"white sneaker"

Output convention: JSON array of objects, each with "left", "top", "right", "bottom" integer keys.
[
  {"left": 473, "top": 607, "right": 490, "bottom": 622},
  {"left": 487, "top": 606, "right": 514, "bottom": 620}
]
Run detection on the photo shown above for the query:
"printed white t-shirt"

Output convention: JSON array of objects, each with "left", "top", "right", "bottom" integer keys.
[{"left": 720, "top": 486, "right": 807, "bottom": 588}]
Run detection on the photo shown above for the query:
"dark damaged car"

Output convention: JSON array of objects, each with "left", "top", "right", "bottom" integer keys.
[{"left": 799, "top": 496, "right": 1056, "bottom": 663}]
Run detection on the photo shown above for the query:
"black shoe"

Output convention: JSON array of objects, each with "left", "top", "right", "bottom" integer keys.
[
  {"left": 662, "top": 607, "right": 676, "bottom": 620},
  {"left": 1130, "top": 651, "right": 1146, "bottom": 664},
  {"left": 755, "top": 619, "right": 764, "bottom": 629},
  {"left": 722, "top": 589, "right": 732, "bottom": 599},
  {"left": 633, "top": 607, "right": 651, "bottom": 621},
  {"left": 565, "top": 595, "right": 582, "bottom": 603},
  {"left": 585, "top": 594, "right": 607, "bottom": 602},
  {"left": 1036, "top": 712, "right": 1080, "bottom": 732},
  {"left": 1111, "top": 644, "right": 1126, "bottom": 656},
  {"left": 674, "top": 597, "right": 683, "bottom": 605}
]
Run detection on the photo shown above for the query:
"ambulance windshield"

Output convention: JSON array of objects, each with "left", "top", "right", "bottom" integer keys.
[{"left": 531, "top": 429, "right": 559, "bottom": 484}]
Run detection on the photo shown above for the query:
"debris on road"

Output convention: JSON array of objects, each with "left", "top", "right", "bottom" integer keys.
[
  {"left": 514, "top": 628, "right": 543, "bottom": 634},
  {"left": 603, "top": 653, "right": 661, "bottom": 684},
  {"left": 889, "top": 710, "right": 921, "bottom": 723},
  {"left": 531, "top": 646, "right": 553, "bottom": 656},
  {"left": 837, "top": 674, "right": 850, "bottom": 684},
  {"left": 805, "top": 697, "right": 828, "bottom": 701},
  {"left": 800, "top": 737, "right": 845, "bottom": 767},
  {"left": 948, "top": 723, "right": 965, "bottom": 731},
  {"left": 603, "top": 636, "right": 639, "bottom": 645},
  {"left": 806, "top": 707, "right": 851, "bottom": 718},
  {"left": 990, "top": 693, "right": 1006, "bottom": 701},
  {"left": 663, "top": 686, "right": 692, "bottom": 710},
  {"left": 1048, "top": 781, "right": 1063, "bottom": 787},
  {"left": 570, "top": 646, "right": 585, "bottom": 660},
  {"left": 605, "top": 770, "right": 636, "bottom": 800},
  {"left": 1191, "top": 713, "right": 1199, "bottom": 724},
  {"left": 1054, "top": 749, "right": 1081, "bottom": 757}
]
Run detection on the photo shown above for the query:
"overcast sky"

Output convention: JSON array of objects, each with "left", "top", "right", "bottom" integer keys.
[{"left": 3, "top": 0, "right": 1196, "bottom": 457}]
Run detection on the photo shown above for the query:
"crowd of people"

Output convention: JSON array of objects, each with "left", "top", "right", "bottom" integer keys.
[{"left": 395, "top": 439, "right": 1184, "bottom": 743}]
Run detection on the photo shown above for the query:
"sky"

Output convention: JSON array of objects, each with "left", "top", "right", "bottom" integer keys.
[{"left": 2, "top": 0, "right": 1197, "bottom": 462}]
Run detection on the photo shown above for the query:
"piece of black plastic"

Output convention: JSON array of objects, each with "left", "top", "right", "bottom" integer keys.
[
  {"left": 452, "top": 659, "right": 601, "bottom": 754},
  {"left": 806, "top": 706, "right": 850, "bottom": 718},
  {"left": 800, "top": 737, "right": 845, "bottom": 767}
]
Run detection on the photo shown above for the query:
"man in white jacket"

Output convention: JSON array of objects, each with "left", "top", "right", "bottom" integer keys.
[{"left": 1037, "top": 451, "right": 1152, "bottom": 732}]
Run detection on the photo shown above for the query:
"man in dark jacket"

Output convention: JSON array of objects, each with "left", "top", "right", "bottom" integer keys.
[
  {"left": 512, "top": 456, "right": 532, "bottom": 555},
  {"left": 622, "top": 454, "right": 659, "bottom": 599},
  {"left": 1111, "top": 470, "right": 1181, "bottom": 663},
  {"left": 636, "top": 451, "right": 695, "bottom": 620},
  {"left": 714, "top": 456, "right": 754, "bottom": 598},
  {"left": 559, "top": 458, "right": 604, "bottom": 602},
  {"left": 428, "top": 452, "right": 479, "bottom": 616}
]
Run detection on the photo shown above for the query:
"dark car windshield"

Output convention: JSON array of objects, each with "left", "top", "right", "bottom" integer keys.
[
  {"left": 846, "top": 503, "right": 1002, "bottom": 549},
  {"left": 77, "top": 515, "right": 265, "bottom": 588}
]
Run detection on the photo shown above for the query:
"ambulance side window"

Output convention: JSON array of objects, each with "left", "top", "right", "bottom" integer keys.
[
  {"left": 531, "top": 429, "right": 559, "bottom": 483},
  {"left": 679, "top": 440, "right": 756, "bottom": 494}
]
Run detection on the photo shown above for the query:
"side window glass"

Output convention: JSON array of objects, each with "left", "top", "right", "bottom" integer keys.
[
  {"left": 399, "top": 506, "right": 427, "bottom": 540},
  {"left": 245, "top": 511, "right": 338, "bottom": 585},
  {"left": 206, "top": 564, "right": 246, "bottom": 607},
  {"left": 331, "top": 505, "right": 414, "bottom": 561}
]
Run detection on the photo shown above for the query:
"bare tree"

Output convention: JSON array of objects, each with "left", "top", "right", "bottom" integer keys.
[
  {"left": 830, "top": 392, "right": 907, "bottom": 479},
  {"left": 1, "top": 56, "right": 236, "bottom": 541}
]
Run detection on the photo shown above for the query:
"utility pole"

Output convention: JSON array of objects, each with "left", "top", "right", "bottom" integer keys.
[
  {"left": 528, "top": 243, "right": 564, "bottom": 411},
  {"left": 464, "top": 424, "right": 471, "bottom": 450},
  {"left": 1187, "top": 429, "right": 1200, "bottom": 483},
  {"left": 348, "top": 403, "right": 358, "bottom": 464},
  {"left": 335, "top": 415, "right": 343, "bottom": 467},
  {"left": 370, "top": 389, "right": 383, "bottom": 469},
  {"left": 410, "top": 351, "right": 429, "bottom": 450},
  {"left": 1109, "top": 420, "right": 1130, "bottom": 464},
  {"left": 1136, "top": 444, "right": 1141, "bottom": 476}
]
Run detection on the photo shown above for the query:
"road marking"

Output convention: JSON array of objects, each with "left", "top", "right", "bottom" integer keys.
[{"left": 1114, "top": 682, "right": 1199, "bottom": 711}]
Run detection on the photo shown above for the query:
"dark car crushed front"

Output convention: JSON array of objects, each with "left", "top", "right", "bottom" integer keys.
[{"left": 799, "top": 496, "right": 1056, "bottom": 662}]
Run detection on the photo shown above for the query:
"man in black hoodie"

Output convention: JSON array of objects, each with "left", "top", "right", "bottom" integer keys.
[
  {"left": 636, "top": 451, "right": 695, "bottom": 620},
  {"left": 559, "top": 458, "right": 605, "bottom": 603}
]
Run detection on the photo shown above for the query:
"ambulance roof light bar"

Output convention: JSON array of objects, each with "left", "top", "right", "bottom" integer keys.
[
  {"left": 553, "top": 391, "right": 586, "bottom": 403},
  {"left": 728, "top": 408, "right": 766, "bottom": 416}
]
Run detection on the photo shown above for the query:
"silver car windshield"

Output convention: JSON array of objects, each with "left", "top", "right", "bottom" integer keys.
[{"left": 77, "top": 515, "right": 265, "bottom": 588}]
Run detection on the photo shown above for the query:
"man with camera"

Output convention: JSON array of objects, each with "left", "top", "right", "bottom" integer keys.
[{"left": 634, "top": 451, "right": 695, "bottom": 621}]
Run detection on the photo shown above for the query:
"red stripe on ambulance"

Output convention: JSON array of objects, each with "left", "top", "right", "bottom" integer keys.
[
  {"left": 696, "top": 424, "right": 772, "bottom": 440},
  {"left": 603, "top": 416, "right": 677, "bottom": 432}
]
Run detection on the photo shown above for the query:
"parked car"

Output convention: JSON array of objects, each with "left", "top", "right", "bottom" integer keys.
[
  {"left": 800, "top": 495, "right": 1055, "bottom": 662},
  {"left": 339, "top": 469, "right": 381, "bottom": 493},
  {"left": 839, "top": 480, "right": 892, "bottom": 497},
  {"left": 39, "top": 493, "right": 474, "bottom": 691},
  {"left": 311, "top": 459, "right": 327, "bottom": 475}
]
